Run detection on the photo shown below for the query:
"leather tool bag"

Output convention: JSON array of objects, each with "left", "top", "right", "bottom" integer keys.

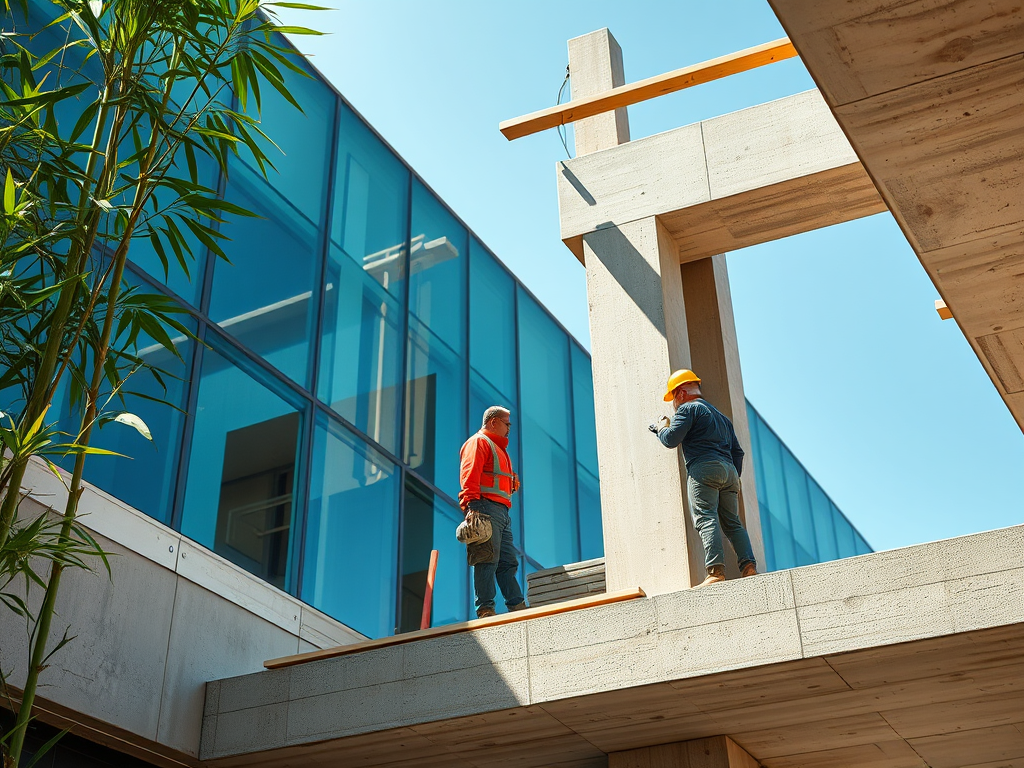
[{"left": 456, "top": 509, "right": 492, "bottom": 545}]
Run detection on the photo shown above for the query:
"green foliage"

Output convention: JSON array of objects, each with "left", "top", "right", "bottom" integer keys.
[{"left": 0, "top": 0, "right": 323, "bottom": 762}]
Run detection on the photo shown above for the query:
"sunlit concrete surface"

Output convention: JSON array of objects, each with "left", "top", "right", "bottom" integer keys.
[
  {"left": 201, "top": 525, "right": 1024, "bottom": 767},
  {"left": 0, "top": 463, "right": 363, "bottom": 766}
]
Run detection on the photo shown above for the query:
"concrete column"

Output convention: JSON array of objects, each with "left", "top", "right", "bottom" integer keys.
[
  {"left": 609, "top": 736, "right": 760, "bottom": 768},
  {"left": 567, "top": 28, "right": 630, "bottom": 156},
  {"left": 680, "top": 256, "right": 766, "bottom": 577},
  {"left": 584, "top": 217, "right": 696, "bottom": 595}
]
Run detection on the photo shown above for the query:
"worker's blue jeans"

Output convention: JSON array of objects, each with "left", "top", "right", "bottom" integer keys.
[
  {"left": 472, "top": 498, "right": 525, "bottom": 613},
  {"left": 687, "top": 460, "right": 756, "bottom": 572}
]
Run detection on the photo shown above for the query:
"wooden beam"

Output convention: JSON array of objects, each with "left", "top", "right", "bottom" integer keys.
[
  {"left": 500, "top": 38, "right": 798, "bottom": 142},
  {"left": 264, "top": 587, "right": 646, "bottom": 669}
]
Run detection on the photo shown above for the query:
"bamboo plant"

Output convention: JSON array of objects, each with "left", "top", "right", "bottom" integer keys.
[{"left": 0, "top": 0, "right": 322, "bottom": 762}]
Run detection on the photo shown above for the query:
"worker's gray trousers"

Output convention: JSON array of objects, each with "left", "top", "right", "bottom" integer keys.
[
  {"left": 472, "top": 498, "right": 525, "bottom": 613},
  {"left": 686, "top": 460, "right": 756, "bottom": 572}
]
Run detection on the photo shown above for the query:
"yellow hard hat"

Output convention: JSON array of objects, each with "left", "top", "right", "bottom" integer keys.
[{"left": 663, "top": 369, "right": 701, "bottom": 401}]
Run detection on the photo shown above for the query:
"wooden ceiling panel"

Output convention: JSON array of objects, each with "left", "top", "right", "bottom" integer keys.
[
  {"left": 768, "top": 0, "right": 1024, "bottom": 106},
  {"left": 908, "top": 722, "right": 1024, "bottom": 768},
  {"left": 761, "top": 738, "right": 926, "bottom": 768}
]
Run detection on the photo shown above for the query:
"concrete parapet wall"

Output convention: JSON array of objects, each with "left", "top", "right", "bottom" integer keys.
[
  {"left": 200, "top": 524, "right": 1024, "bottom": 763},
  {"left": 0, "top": 460, "right": 363, "bottom": 765}
]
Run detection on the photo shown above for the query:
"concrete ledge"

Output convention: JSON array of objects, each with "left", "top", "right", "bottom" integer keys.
[
  {"left": 556, "top": 89, "right": 885, "bottom": 263},
  {"left": 1, "top": 459, "right": 364, "bottom": 764},
  {"left": 200, "top": 525, "right": 1024, "bottom": 765}
]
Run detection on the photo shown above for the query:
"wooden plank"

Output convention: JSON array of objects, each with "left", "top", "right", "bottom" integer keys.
[
  {"left": 499, "top": 38, "right": 797, "bottom": 141},
  {"left": 733, "top": 712, "right": 900, "bottom": 759},
  {"left": 762, "top": 739, "right": 927, "bottom": 768},
  {"left": 909, "top": 722, "right": 1024, "bottom": 768},
  {"left": 264, "top": 587, "right": 645, "bottom": 669}
]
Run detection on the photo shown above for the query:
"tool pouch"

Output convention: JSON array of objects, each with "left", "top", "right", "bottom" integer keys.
[{"left": 466, "top": 537, "right": 495, "bottom": 566}]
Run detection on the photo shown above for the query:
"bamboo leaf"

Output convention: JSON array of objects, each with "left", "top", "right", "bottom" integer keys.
[
  {"left": 265, "top": 2, "right": 331, "bottom": 9},
  {"left": 3, "top": 168, "right": 14, "bottom": 214},
  {"left": 270, "top": 25, "right": 324, "bottom": 35},
  {"left": 112, "top": 412, "right": 152, "bottom": 440},
  {"left": 23, "top": 727, "right": 72, "bottom": 768}
]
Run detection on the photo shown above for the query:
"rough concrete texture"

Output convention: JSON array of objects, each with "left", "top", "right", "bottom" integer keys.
[
  {"left": 766, "top": 0, "right": 1024, "bottom": 431},
  {"left": 567, "top": 28, "right": 630, "bottom": 156},
  {"left": 583, "top": 216, "right": 696, "bottom": 595},
  {"left": 201, "top": 525, "right": 1024, "bottom": 764},
  {"left": 555, "top": 89, "right": 884, "bottom": 263},
  {"left": 0, "top": 460, "right": 365, "bottom": 765}
]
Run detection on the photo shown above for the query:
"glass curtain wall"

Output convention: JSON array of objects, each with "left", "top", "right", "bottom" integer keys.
[
  {"left": 24, "top": 3, "right": 868, "bottom": 638},
  {"left": 21, "top": 10, "right": 603, "bottom": 638},
  {"left": 747, "top": 403, "right": 871, "bottom": 571}
]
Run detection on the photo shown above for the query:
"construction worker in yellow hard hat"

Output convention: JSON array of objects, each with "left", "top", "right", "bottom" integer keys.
[{"left": 649, "top": 369, "right": 758, "bottom": 587}]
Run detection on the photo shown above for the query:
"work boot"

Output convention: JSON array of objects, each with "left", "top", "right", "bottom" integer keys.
[
  {"left": 508, "top": 602, "right": 529, "bottom": 612},
  {"left": 476, "top": 607, "right": 497, "bottom": 619},
  {"left": 741, "top": 563, "right": 758, "bottom": 578},
  {"left": 696, "top": 565, "right": 726, "bottom": 587}
]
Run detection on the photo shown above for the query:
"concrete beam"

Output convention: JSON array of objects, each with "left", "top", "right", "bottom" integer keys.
[
  {"left": 556, "top": 89, "right": 886, "bottom": 264},
  {"left": 200, "top": 525, "right": 1024, "bottom": 767}
]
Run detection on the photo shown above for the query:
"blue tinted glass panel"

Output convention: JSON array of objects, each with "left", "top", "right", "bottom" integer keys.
[
  {"left": 758, "top": 501, "right": 777, "bottom": 572},
  {"left": 833, "top": 504, "right": 858, "bottom": 558},
  {"left": 209, "top": 164, "right": 317, "bottom": 384},
  {"left": 238, "top": 52, "right": 334, "bottom": 224},
  {"left": 854, "top": 532, "right": 873, "bottom": 555},
  {"left": 781, "top": 451, "right": 817, "bottom": 565},
  {"left": 469, "top": 240, "right": 515, "bottom": 400},
  {"left": 400, "top": 476, "right": 471, "bottom": 631},
  {"left": 49, "top": 281, "right": 192, "bottom": 526},
  {"left": 319, "top": 250, "right": 403, "bottom": 454},
  {"left": 577, "top": 466, "right": 603, "bottom": 560},
  {"left": 127, "top": 153, "right": 218, "bottom": 306},
  {"left": 747, "top": 405, "right": 770, "bottom": 505},
  {"left": 404, "top": 317, "right": 465, "bottom": 500},
  {"left": 302, "top": 415, "right": 398, "bottom": 638},
  {"left": 753, "top": 416, "right": 797, "bottom": 570},
  {"left": 808, "top": 482, "right": 839, "bottom": 562},
  {"left": 329, "top": 102, "right": 409, "bottom": 302},
  {"left": 409, "top": 181, "right": 467, "bottom": 353},
  {"left": 181, "top": 342, "right": 302, "bottom": 591},
  {"left": 518, "top": 290, "right": 578, "bottom": 568},
  {"left": 571, "top": 345, "right": 599, "bottom": 476},
  {"left": 469, "top": 369, "right": 522, "bottom": 539}
]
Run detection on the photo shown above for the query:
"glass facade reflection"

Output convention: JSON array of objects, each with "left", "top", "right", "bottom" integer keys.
[
  {"left": 747, "top": 403, "right": 871, "bottom": 570},
  {"left": 39, "top": 17, "right": 868, "bottom": 639}
]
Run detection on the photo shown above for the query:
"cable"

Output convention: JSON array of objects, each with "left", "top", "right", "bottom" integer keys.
[{"left": 556, "top": 64, "right": 571, "bottom": 159}]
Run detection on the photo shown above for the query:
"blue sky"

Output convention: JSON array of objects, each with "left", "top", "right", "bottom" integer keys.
[{"left": 280, "top": 1, "right": 1024, "bottom": 552}]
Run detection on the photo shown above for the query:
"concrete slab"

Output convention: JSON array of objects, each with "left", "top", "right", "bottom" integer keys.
[
  {"left": 767, "top": 0, "right": 1024, "bottom": 428},
  {"left": 201, "top": 525, "right": 1024, "bottom": 768}
]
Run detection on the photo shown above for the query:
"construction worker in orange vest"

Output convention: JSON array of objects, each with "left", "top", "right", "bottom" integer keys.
[
  {"left": 650, "top": 369, "right": 758, "bottom": 587},
  {"left": 459, "top": 405, "right": 527, "bottom": 618}
]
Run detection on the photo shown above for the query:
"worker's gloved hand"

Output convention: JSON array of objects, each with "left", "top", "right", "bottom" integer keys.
[{"left": 648, "top": 423, "right": 660, "bottom": 435}]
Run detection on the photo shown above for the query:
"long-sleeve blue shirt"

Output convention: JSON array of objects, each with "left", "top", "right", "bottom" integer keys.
[{"left": 658, "top": 398, "right": 744, "bottom": 474}]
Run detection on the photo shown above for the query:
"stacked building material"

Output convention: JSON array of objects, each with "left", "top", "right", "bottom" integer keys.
[{"left": 526, "top": 558, "right": 607, "bottom": 607}]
